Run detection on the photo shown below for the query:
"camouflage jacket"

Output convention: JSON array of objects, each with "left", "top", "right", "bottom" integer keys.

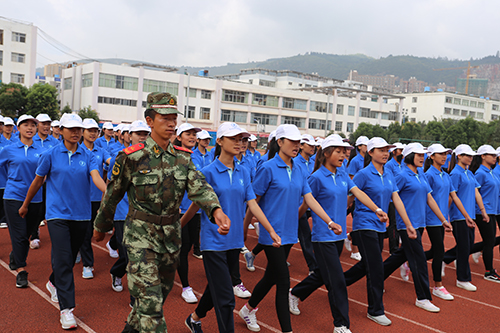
[{"left": 94, "top": 136, "right": 221, "bottom": 253}]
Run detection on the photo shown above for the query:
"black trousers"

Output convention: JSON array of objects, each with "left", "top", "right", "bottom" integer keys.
[
  {"left": 48, "top": 219, "right": 89, "bottom": 310},
  {"left": 444, "top": 220, "right": 474, "bottom": 282},
  {"left": 177, "top": 214, "right": 201, "bottom": 287},
  {"left": 384, "top": 227, "right": 432, "bottom": 300},
  {"left": 248, "top": 244, "right": 293, "bottom": 333},
  {"left": 474, "top": 214, "right": 497, "bottom": 272},
  {"left": 30, "top": 184, "right": 46, "bottom": 241},
  {"left": 385, "top": 203, "right": 399, "bottom": 254},
  {"left": 195, "top": 249, "right": 239, "bottom": 333},
  {"left": 344, "top": 230, "right": 386, "bottom": 316},
  {"left": 471, "top": 214, "right": 500, "bottom": 257},
  {"left": 5, "top": 200, "right": 42, "bottom": 269},
  {"left": 298, "top": 211, "right": 317, "bottom": 272},
  {"left": 0, "top": 189, "right": 6, "bottom": 225},
  {"left": 292, "top": 241, "right": 349, "bottom": 328},
  {"left": 110, "top": 221, "right": 128, "bottom": 278},
  {"left": 79, "top": 201, "right": 100, "bottom": 267},
  {"left": 424, "top": 225, "right": 445, "bottom": 283}
]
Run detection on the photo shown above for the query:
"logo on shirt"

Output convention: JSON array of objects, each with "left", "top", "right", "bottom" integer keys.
[
  {"left": 388, "top": 180, "right": 392, "bottom": 185},
  {"left": 342, "top": 181, "right": 347, "bottom": 187},
  {"left": 239, "top": 179, "right": 244, "bottom": 186},
  {"left": 34, "top": 153, "right": 40, "bottom": 158},
  {"left": 96, "top": 155, "right": 100, "bottom": 160},
  {"left": 79, "top": 161, "right": 86, "bottom": 167}
]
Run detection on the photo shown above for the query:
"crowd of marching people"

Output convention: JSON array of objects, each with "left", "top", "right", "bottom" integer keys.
[{"left": 2, "top": 107, "right": 500, "bottom": 333}]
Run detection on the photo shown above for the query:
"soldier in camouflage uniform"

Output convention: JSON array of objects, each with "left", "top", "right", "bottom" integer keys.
[{"left": 93, "top": 92, "right": 231, "bottom": 333}]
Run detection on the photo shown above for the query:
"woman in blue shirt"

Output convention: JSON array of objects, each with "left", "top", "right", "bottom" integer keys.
[
  {"left": 192, "top": 130, "right": 212, "bottom": 171},
  {"left": 347, "top": 135, "right": 369, "bottom": 177},
  {"left": 183, "top": 122, "right": 280, "bottom": 333},
  {"left": 19, "top": 113, "right": 106, "bottom": 330},
  {"left": 289, "top": 135, "right": 388, "bottom": 333},
  {"left": 0, "top": 115, "right": 44, "bottom": 288},
  {"left": 238, "top": 124, "right": 342, "bottom": 333},
  {"left": 246, "top": 134, "right": 261, "bottom": 165}
]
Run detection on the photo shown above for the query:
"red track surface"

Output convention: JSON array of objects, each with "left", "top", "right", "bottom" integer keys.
[{"left": 1, "top": 218, "right": 500, "bottom": 332}]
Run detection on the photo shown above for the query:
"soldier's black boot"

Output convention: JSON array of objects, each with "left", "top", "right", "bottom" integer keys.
[{"left": 121, "top": 322, "right": 139, "bottom": 333}]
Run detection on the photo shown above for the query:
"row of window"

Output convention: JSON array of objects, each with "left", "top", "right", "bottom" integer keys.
[
  {"left": 97, "top": 96, "right": 137, "bottom": 107},
  {"left": 443, "top": 108, "right": 484, "bottom": 119},
  {"left": 184, "top": 88, "right": 212, "bottom": 100},
  {"left": 0, "top": 50, "right": 26, "bottom": 66},
  {"left": 445, "top": 96, "right": 485, "bottom": 109},
  {"left": 184, "top": 106, "right": 211, "bottom": 120},
  {"left": 0, "top": 30, "right": 26, "bottom": 45}
]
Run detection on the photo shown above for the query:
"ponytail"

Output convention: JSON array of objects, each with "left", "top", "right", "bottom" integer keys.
[
  {"left": 423, "top": 156, "right": 433, "bottom": 172},
  {"left": 346, "top": 147, "right": 358, "bottom": 167},
  {"left": 447, "top": 153, "right": 457, "bottom": 173},
  {"left": 212, "top": 143, "right": 222, "bottom": 161},
  {"left": 313, "top": 146, "right": 334, "bottom": 173},
  {"left": 469, "top": 155, "right": 482, "bottom": 173},
  {"left": 268, "top": 138, "right": 279, "bottom": 160},
  {"left": 363, "top": 150, "right": 373, "bottom": 168}
]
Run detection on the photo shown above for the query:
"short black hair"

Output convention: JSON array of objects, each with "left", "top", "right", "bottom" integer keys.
[
  {"left": 404, "top": 152, "right": 416, "bottom": 166},
  {"left": 144, "top": 109, "right": 157, "bottom": 120}
]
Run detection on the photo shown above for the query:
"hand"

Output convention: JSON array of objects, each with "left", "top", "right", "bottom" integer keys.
[
  {"left": 465, "top": 216, "right": 476, "bottom": 228},
  {"left": 329, "top": 222, "right": 343, "bottom": 235},
  {"left": 407, "top": 226, "right": 417, "bottom": 239},
  {"left": 376, "top": 210, "right": 388, "bottom": 223},
  {"left": 213, "top": 208, "right": 231, "bottom": 235},
  {"left": 442, "top": 220, "right": 453, "bottom": 232},
  {"left": 18, "top": 205, "right": 28, "bottom": 219},
  {"left": 93, "top": 230, "right": 106, "bottom": 242},
  {"left": 270, "top": 231, "right": 281, "bottom": 248},
  {"left": 482, "top": 211, "right": 490, "bottom": 223}
]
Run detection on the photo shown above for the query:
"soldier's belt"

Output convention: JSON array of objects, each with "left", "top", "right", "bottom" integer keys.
[{"left": 131, "top": 209, "right": 179, "bottom": 226}]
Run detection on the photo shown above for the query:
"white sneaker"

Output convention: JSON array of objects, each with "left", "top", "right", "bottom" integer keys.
[
  {"left": 289, "top": 290, "right": 300, "bottom": 315},
  {"left": 350, "top": 252, "right": 361, "bottom": 261},
  {"left": 233, "top": 283, "right": 252, "bottom": 298},
  {"left": 60, "top": 308, "right": 77, "bottom": 330},
  {"left": 441, "top": 261, "right": 446, "bottom": 277},
  {"left": 239, "top": 304, "right": 260, "bottom": 332},
  {"left": 181, "top": 286, "right": 198, "bottom": 303},
  {"left": 456, "top": 280, "right": 477, "bottom": 291},
  {"left": 344, "top": 236, "right": 352, "bottom": 252},
  {"left": 400, "top": 262, "right": 410, "bottom": 282},
  {"left": 472, "top": 252, "right": 481, "bottom": 264},
  {"left": 248, "top": 223, "right": 255, "bottom": 230},
  {"left": 240, "top": 246, "right": 250, "bottom": 254},
  {"left": 46, "top": 280, "right": 58, "bottom": 302},
  {"left": 367, "top": 313, "right": 392, "bottom": 326},
  {"left": 106, "top": 241, "right": 119, "bottom": 258},
  {"left": 0, "top": 222, "right": 7, "bottom": 228},
  {"left": 111, "top": 274, "right": 123, "bottom": 292},
  {"left": 245, "top": 252, "right": 256, "bottom": 272},
  {"left": 334, "top": 326, "right": 352, "bottom": 333},
  {"left": 30, "top": 239, "right": 40, "bottom": 249},
  {"left": 432, "top": 286, "right": 454, "bottom": 300},
  {"left": 254, "top": 222, "right": 260, "bottom": 237},
  {"left": 415, "top": 299, "right": 440, "bottom": 312},
  {"left": 40, "top": 220, "right": 46, "bottom": 226},
  {"left": 82, "top": 266, "right": 94, "bottom": 279}
]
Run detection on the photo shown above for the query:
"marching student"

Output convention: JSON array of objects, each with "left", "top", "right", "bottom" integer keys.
[
  {"left": 0, "top": 115, "right": 44, "bottom": 287},
  {"left": 192, "top": 130, "right": 212, "bottom": 170},
  {"left": 51, "top": 120, "right": 62, "bottom": 141},
  {"left": 19, "top": 113, "right": 106, "bottom": 330},
  {"left": 255, "top": 130, "right": 277, "bottom": 169},
  {"left": 238, "top": 124, "right": 342, "bottom": 333},
  {"left": 2, "top": 117, "right": 18, "bottom": 143},
  {"left": 289, "top": 135, "right": 388, "bottom": 333},
  {"left": 246, "top": 134, "right": 261, "bottom": 165},
  {"left": 184, "top": 122, "right": 280, "bottom": 333},
  {"left": 0, "top": 116, "right": 11, "bottom": 229},
  {"left": 443, "top": 144, "right": 489, "bottom": 291},
  {"left": 95, "top": 122, "right": 116, "bottom": 152}
]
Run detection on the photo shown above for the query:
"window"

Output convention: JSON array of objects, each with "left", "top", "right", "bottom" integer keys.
[
  {"left": 478, "top": 102, "right": 485, "bottom": 109},
  {"left": 259, "top": 80, "right": 275, "bottom": 87},
  {"left": 346, "top": 122, "right": 354, "bottom": 133},
  {"left": 0, "top": 30, "right": 3, "bottom": 45},
  {"left": 492, "top": 115, "right": 499, "bottom": 121},
  {"left": 64, "top": 77, "right": 72, "bottom": 90},
  {"left": 477, "top": 113, "right": 483, "bottom": 119},
  {"left": 252, "top": 113, "right": 278, "bottom": 125},
  {"left": 223, "top": 90, "right": 248, "bottom": 103},
  {"left": 11, "top": 52, "right": 25, "bottom": 63},
  {"left": 453, "top": 98, "right": 461, "bottom": 105},
  {"left": 452, "top": 109, "right": 460, "bottom": 115},
  {"left": 98, "top": 96, "right": 137, "bottom": 107},
  {"left": 469, "top": 111, "right": 476, "bottom": 118},
  {"left": 470, "top": 101, "right": 477, "bottom": 107},
  {"left": 412, "top": 97, "right": 418, "bottom": 103},
  {"left": 308, "top": 119, "right": 330, "bottom": 130},
  {"left": 335, "top": 121, "right": 342, "bottom": 132},
  {"left": 359, "top": 107, "right": 370, "bottom": 118},
  {"left": 221, "top": 110, "right": 247, "bottom": 123},
  {"left": 184, "top": 88, "right": 197, "bottom": 98},
  {"left": 310, "top": 101, "right": 328, "bottom": 113},
  {"left": 462, "top": 99, "right": 469, "bottom": 106},
  {"left": 411, "top": 107, "right": 417, "bottom": 113},
  {"left": 184, "top": 106, "right": 195, "bottom": 119},
  {"left": 281, "top": 116, "right": 305, "bottom": 128},
  {"left": 410, "top": 118, "right": 416, "bottom": 122},
  {"left": 348, "top": 106, "right": 355, "bottom": 116},
  {"left": 12, "top": 32, "right": 26, "bottom": 43},
  {"left": 0, "top": 50, "right": 2, "bottom": 66},
  {"left": 252, "top": 94, "right": 279, "bottom": 107},
  {"left": 283, "top": 98, "right": 307, "bottom": 110},
  {"left": 99, "top": 73, "right": 138, "bottom": 90},
  {"left": 389, "top": 112, "right": 398, "bottom": 120},
  {"left": 445, "top": 96, "right": 453, "bottom": 103},
  {"left": 493, "top": 104, "right": 499, "bottom": 111},
  {"left": 143, "top": 79, "right": 178, "bottom": 95},
  {"left": 461, "top": 110, "right": 468, "bottom": 117},
  {"left": 336, "top": 104, "right": 344, "bottom": 115},
  {"left": 200, "top": 107, "right": 210, "bottom": 120},
  {"left": 82, "top": 73, "right": 93, "bottom": 87},
  {"left": 381, "top": 113, "right": 389, "bottom": 120},
  {"left": 444, "top": 107, "right": 451, "bottom": 114},
  {"left": 200, "top": 90, "right": 212, "bottom": 99}
]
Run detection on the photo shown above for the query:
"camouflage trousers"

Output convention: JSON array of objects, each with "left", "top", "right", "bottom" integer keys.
[{"left": 126, "top": 246, "right": 179, "bottom": 333}]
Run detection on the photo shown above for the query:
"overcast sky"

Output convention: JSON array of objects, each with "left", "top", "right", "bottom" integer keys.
[{"left": 3, "top": 0, "right": 498, "bottom": 69}]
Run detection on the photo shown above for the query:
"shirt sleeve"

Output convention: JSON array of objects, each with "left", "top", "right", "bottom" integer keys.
[
  {"left": 36, "top": 149, "right": 51, "bottom": 177},
  {"left": 395, "top": 172, "right": 406, "bottom": 192},
  {"left": 244, "top": 169, "right": 256, "bottom": 202},
  {"left": 186, "top": 159, "right": 221, "bottom": 221},
  {"left": 352, "top": 171, "right": 366, "bottom": 190},
  {"left": 301, "top": 176, "right": 312, "bottom": 196},
  {"left": 0, "top": 147, "right": 9, "bottom": 169},
  {"left": 347, "top": 157, "right": 359, "bottom": 176},
  {"left": 308, "top": 174, "right": 320, "bottom": 197},
  {"left": 253, "top": 164, "right": 272, "bottom": 197},
  {"left": 88, "top": 151, "right": 99, "bottom": 173},
  {"left": 347, "top": 176, "right": 357, "bottom": 191},
  {"left": 448, "top": 174, "right": 457, "bottom": 193}
]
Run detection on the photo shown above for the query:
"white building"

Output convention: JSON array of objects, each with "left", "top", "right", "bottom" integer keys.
[
  {"left": 61, "top": 62, "right": 404, "bottom": 137},
  {"left": 0, "top": 17, "right": 37, "bottom": 86}
]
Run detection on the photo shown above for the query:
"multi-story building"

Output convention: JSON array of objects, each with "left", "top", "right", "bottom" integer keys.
[
  {"left": 0, "top": 17, "right": 37, "bottom": 86},
  {"left": 348, "top": 70, "right": 398, "bottom": 93},
  {"left": 457, "top": 77, "right": 488, "bottom": 97}
]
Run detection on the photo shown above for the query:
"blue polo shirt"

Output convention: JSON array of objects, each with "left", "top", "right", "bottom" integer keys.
[
  {"left": 192, "top": 147, "right": 212, "bottom": 170},
  {"left": 95, "top": 136, "right": 116, "bottom": 152},
  {"left": 309, "top": 165, "right": 356, "bottom": 242},
  {"left": 449, "top": 165, "right": 480, "bottom": 221},
  {"left": 111, "top": 142, "right": 126, "bottom": 154},
  {"left": 474, "top": 164, "right": 500, "bottom": 215},
  {"left": 352, "top": 163, "right": 398, "bottom": 232},
  {"left": 443, "top": 154, "right": 452, "bottom": 169},
  {"left": 385, "top": 157, "right": 402, "bottom": 178},
  {"left": 0, "top": 141, "right": 44, "bottom": 202},
  {"left": 84, "top": 145, "right": 111, "bottom": 202},
  {"left": 235, "top": 154, "right": 256, "bottom": 182},
  {"left": 36, "top": 143, "right": 99, "bottom": 221},
  {"left": 347, "top": 153, "right": 365, "bottom": 176},
  {"left": 310, "top": 153, "right": 316, "bottom": 165},
  {"left": 200, "top": 159, "right": 255, "bottom": 251},
  {"left": 294, "top": 153, "right": 314, "bottom": 177},
  {"left": 493, "top": 164, "right": 500, "bottom": 215},
  {"left": 256, "top": 152, "right": 269, "bottom": 169},
  {"left": 395, "top": 165, "right": 432, "bottom": 230},
  {"left": 33, "top": 133, "right": 59, "bottom": 150},
  {"left": 253, "top": 154, "right": 311, "bottom": 245},
  {"left": 246, "top": 149, "right": 261, "bottom": 165},
  {"left": 0, "top": 140, "right": 12, "bottom": 189},
  {"left": 108, "top": 153, "right": 129, "bottom": 221},
  {"left": 425, "top": 165, "right": 455, "bottom": 227}
]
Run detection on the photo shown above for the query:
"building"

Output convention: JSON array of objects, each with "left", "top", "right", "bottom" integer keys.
[
  {"left": 44, "top": 63, "right": 63, "bottom": 77},
  {"left": 456, "top": 77, "right": 488, "bottom": 96},
  {"left": 348, "top": 70, "right": 398, "bottom": 93},
  {"left": 0, "top": 17, "right": 37, "bottom": 86},
  {"left": 60, "top": 62, "right": 405, "bottom": 137}
]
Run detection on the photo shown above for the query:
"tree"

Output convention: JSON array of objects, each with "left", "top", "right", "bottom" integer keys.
[
  {"left": 78, "top": 105, "right": 100, "bottom": 123},
  {"left": 61, "top": 104, "right": 72, "bottom": 114},
  {"left": 422, "top": 121, "right": 446, "bottom": 142},
  {"left": 0, "top": 83, "right": 28, "bottom": 117},
  {"left": 26, "top": 83, "right": 60, "bottom": 120}
]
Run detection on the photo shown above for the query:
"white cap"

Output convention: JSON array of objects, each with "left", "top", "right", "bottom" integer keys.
[
  {"left": 367, "top": 137, "right": 396, "bottom": 152},
  {"left": 60, "top": 113, "right": 83, "bottom": 128},
  {"left": 82, "top": 118, "right": 99, "bottom": 129},
  {"left": 315, "top": 137, "right": 323, "bottom": 142},
  {"left": 102, "top": 122, "right": 114, "bottom": 130},
  {"left": 427, "top": 143, "right": 452, "bottom": 155},
  {"left": 0, "top": 115, "right": 4, "bottom": 123},
  {"left": 121, "top": 125, "right": 131, "bottom": 132},
  {"left": 176, "top": 123, "right": 201, "bottom": 137},
  {"left": 454, "top": 144, "right": 477, "bottom": 156},
  {"left": 4, "top": 117, "right": 15, "bottom": 126},
  {"left": 496, "top": 147, "right": 500, "bottom": 156},
  {"left": 275, "top": 124, "right": 302, "bottom": 141},
  {"left": 51, "top": 120, "right": 60, "bottom": 127},
  {"left": 36, "top": 113, "right": 51, "bottom": 123},
  {"left": 321, "top": 135, "right": 353, "bottom": 150},
  {"left": 326, "top": 133, "right": 349, "bottom": 143},
  {"left": 316, "top": 138, "right": 324, "bottom": 146},
  {"left": 389, "top": 142, "right": 405, "bottom": 152},
  {"left": 197, "top": 130, "right": 211, "bottom": 140},
  {"left": 477, "top": 144, "right": 497, "bottom": 155},
  {"left": 130, "top": 120, "right": 151, "bottom": 133},
  {"left": 17, "top": 115, "right": 38, "bottom": 127},
  {"left": 355, "top": 136, "right": 369, "bottom": 146},
  {"left": 402, "top": 142, "right": 428, "bottom": 157},
  {"left": 268, "top": 130, "right": 276, "bottom": 143},
  {"left": 249, "top": 134, "right": 258, "bottom": 142},
  {"left": 217, "top": 122, "right": 250, "bottom": 139},
  {"left": 113, "top": 124, "right": 123, "bottom": 132},
  {"left": 300, "top": 134, "right": 319, "bottom": 146}
]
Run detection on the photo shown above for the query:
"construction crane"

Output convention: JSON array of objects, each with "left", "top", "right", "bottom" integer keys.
[{"left": 433, "top": 61, "right": 480, "bottom": 94}]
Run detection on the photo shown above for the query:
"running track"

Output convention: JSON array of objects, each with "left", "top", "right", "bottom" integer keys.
[{"left": 1, "top": 218, "right": 500, "bottom": 332}]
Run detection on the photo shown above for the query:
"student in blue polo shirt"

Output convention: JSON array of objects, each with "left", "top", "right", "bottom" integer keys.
[
  {"left": 183, "top": 122, "right": 280, "bottom": 333},
  {"left": 51, "top": 120, "right": 62, "bottom": 141},
  {"left": 0, "top": 115, "right": 44, "bottom": 288},
  {"left": 246, "top": 134, "right": 261, "bottom": 165},
  {"left": 347, "top": 135, "right": 369, "bottom": 177},
  {"left": 235, "top": 136, "right": 256, "bottom": 181},
  {"left": 0, "top": 117, "right": 13, "bottom": 229},
  {"left": 192, "top": 130, "right": 212, "bottom": 170},
  {"left": 19, "top": 113, "right": 106, "bottom": 330},
  {"left": 289, "top": 136, "right": 388, "bottom": 333},
  {"left": 34, "top": 114, "right": 59, "bottom": 149},
  {"left": 238, "top": 124, "right": 342, "bottom": 333},
  {"left": 443, "top": 144, "right": 489, "bottom": 292},
  {"left": 2, "top": 117, "right": 18, "bottom": 143},
  {"left": 255, "top": 130, "right": 277, "bottom": 169},
  {"left": 95, "top": 122, "right": 116, "bottom": 152},
  {"left": 385, "top": 142, "right": 404, "bottom": 177},
  {"left": 469, "top": 145, "right": 500, "bottom": 282}
]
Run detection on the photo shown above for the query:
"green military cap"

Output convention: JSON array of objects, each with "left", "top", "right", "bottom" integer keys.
[{"left": 146, "top": 92, "right": 182, "bottom": 115}]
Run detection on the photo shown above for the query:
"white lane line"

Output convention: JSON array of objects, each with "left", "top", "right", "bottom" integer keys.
[{"left": 0, "top": 259, "right": 97, "bottom": 333}]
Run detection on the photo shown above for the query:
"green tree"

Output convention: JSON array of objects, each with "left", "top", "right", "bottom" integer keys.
[
  {"left": 351, "top": 122, "right": 375, "bottom": 141},
  {"left": 399, "top": 122, "right": 422, "bottom": 142},
  {"left": 78, "top": 105, "right": 100, "bottom": 123},
  {"left": 387, "top": 122, "right": 402, "bottom": 143},
  {"left": 442, "top": 117, "right": 482, "bottom": 149},
  {"left": 61, "top": 104, "right": 72, "bottom": 114},
  {"left": 26, "top": 83, "right": 60, "bottom": 120},
  {"left": 0, "top": 83, "right": 28, "bottom": 117},
  {"left": 422, "top": 121, "right": 446, "bottom": 142}
]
